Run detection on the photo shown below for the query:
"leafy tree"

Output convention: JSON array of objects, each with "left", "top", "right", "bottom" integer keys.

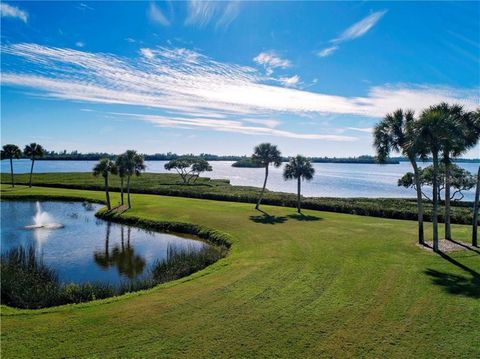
[
  {"left": 93, "top": 158, "right": 117, "bottom": 210},
  {"left": 1, "top": 144, "right": 22, "bottom": 187},
  {"left": 23, "top": 143, "right": 45, "bottom": 188},
  {"left": 398, "top": 164, "right": 476, "bottom": 201},
  {"left": 374, "top": 109, "right": 426, "bottom": 244},
  {"left": 164, "top": 157, "right": 212, "bottom": 184},
  {"left": 251, "top": 143, "right": 282, "bottom": 210},
  {"left": 283, "top": 155, "right": 315, "bottom": 213},
  {"left": 123, "top": 150, "right": 146, "bottom": 208},
  {"left": 115, "top": 154, "right": 127, "bottom": 206}
]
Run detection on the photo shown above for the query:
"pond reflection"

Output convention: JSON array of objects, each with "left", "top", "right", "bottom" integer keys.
[
  {"left": 94, "top": 225, "right": 146, "bottom": 279},
  {"left": 1, "top": 201, "right": 208, "bottom": 285}
]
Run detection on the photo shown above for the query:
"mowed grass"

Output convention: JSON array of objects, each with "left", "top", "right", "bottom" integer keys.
[{"left": 1, "top": 185, "right": 479, "bottom": 358}]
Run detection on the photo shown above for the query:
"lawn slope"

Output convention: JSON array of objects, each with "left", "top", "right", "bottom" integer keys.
[{"left": 1, "top": 186, "right": 479, "bottom": 358}]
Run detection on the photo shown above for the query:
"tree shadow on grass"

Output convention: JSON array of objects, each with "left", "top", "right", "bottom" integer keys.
[
  {"left": 287, "top": 214, "right": 322, "bottom": 222},
  {"left": 425, "top": 250, "right": 480, "bottom": 299},
  {"left": 249, "top": 214, "right": 288, "bottom": 225},
  {"left": 447, "top": 239, "right": 480, "bottom": 255},
  {"left": 424, "top": 269, "right": 480, "bottom": 299}
]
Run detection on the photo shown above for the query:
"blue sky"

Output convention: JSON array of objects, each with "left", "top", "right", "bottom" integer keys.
[{"left": 1, "top": 1, "right": 479, "bottom": 157}]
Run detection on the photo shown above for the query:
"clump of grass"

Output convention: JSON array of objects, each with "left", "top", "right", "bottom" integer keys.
[
  {"left": 151, "top": 244, "right": 227, "bottom": 283},
  {"left": 1, "top": 243, "right": 226, "bottom": 309},
  {"left": 1, "top": 246, "right": 60, "bottom": 309}
]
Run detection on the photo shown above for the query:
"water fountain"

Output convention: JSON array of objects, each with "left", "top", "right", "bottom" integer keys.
[{"left": 24, "top": 202, "right": 64, "bottom": 229}]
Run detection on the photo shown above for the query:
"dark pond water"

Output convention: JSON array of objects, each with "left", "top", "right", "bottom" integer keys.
[{"left": 0, "top": 201, "right": 208, "bottom": 285}]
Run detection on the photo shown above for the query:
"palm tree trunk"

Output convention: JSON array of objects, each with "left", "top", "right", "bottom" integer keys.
[
  {"left": 29, "top": 158, "right": 35, "bottom": 188},
  {"left": 472, "top": 166, "right": 480, "bottom": 247},
  {"left": 120, "top": 177, "right": 124, "bottom": 206},
  {"left": 432, "top": 151, "right": 439, "bottom": 252},
  {"left": 410, "top": 158, "right": 424, "bottom": 245},
  {"left": 127, "top": 175, "right": 131, "bottom": 208},
  {"left": 104, "top": 176, "right": 111, "bottom": 210},
  {"left": 444, "top": 156, "right": 452, "bottom": 240},
  {"left": 297, "top": 177, "right": 301, "bottom": 214},
  {"left": 256, "top": 165, "right": 269, "bottom": 210},
  {"left": 9, "top": 158, "right": 14, "bottom": 187}
]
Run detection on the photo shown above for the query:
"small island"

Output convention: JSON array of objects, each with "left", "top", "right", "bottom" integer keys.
[{"left": 231, "top": 157, "right": 264, "bottom": 168}]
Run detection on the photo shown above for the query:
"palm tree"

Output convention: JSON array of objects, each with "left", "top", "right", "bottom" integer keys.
[
  {"left": 23, "top": 143, "right": 45, "bottom": 188},
  {"left": 473, "top": 166, "right": 480, "bottom": 247},
  {"left": 1, "top": 144, "right": 22, "bottom": 187},
  {"left": 115, "top": 154, "right": 127, "bottom": 206},
  {"left": 374, "top": 109, "right": 425, "bottom": 245},
  {"left": 433, "top": 103, "right": 479, "bottom": 240},
  {"left": 251, "top": 143, "right": 282, "bottom": 210},
  {"left": 123, "top": 150, "right": 146, "bottom": 208},
  {"left": 93, "top": 158, "right": 117, "bottom": 210},
  {"left": 283, "top": 155, "right": 315, "bottom": 213},
  {"left": 416, "top": 106, "right": 454, "bottom": 252}
]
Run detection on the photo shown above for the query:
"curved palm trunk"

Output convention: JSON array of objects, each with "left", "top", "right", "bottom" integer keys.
[
  {"left": 432, "top": 151, "right": 440, "bottom": 252},
  {"left": 9, "top": 158, "right": 14, "bottom": 187},
  {"left": 104, "top": 175, "right": 111, "bottom": 210},
  {"left": 120, "top": 177, "right": 124, "bottom": 206},
  {"left": 444, "top": 156, "right": 452, "bottom": 240},
  {"left": 256, "top": 165, "right": 269, "bottom": 210},
  {"left": 29, "top": 158, "right": 35, "bottom": 188},
  {"left": 297, "top": 177, "right": 301, "bottom": 214},
  {"left": 127, "top": 175, "right": 131, "bottom": 208},
  {"left": 410, "top": 159, "right": 424, "bottom": 245},
  {"left": 472, "top": 166, "right": 480, "bottom": 247}
]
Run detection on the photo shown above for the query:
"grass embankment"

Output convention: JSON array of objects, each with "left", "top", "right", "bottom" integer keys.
[
  {"left": 1, "top": 185, "right": 479, "bottom": 358},
  {"left": 2, "top": 172, "right": 475, "bottom": 224}
]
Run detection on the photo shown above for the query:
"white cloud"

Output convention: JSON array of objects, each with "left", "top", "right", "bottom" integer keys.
[
  {"left": 317, "top": 46, "right": 338, "bottom": 58},
  {"left": 148, "top": 2, "right": 170, "bottom": 26},
  {"left": 140, "top": 48, "right": 155, "bottom": 59},
  {"left": 333, "top": 11, "right": 387, "bottom": 43},
  {"left": 1, "top": 43, "right": 478, "bottom": 141},
  {"left": 318, "top": 11, "right": 387, "bottom": 58},
  {"left": 253, "top": 51, "right": 291, "bottom": 75},
  {"left": 75, "top": 41, "right": 85, "bottom": 48},
  {"left": 185, "top": 0, "right": 240, "bottom": 28},
  {"left": 0, "top": 3, "right": 28, "bottom": 23},
  {"left": 346, "top": 127, "right": 374, "bottom": 133},
  {"left": 278, "top": 75, "right": 300, "bottom": 88},
  {"left": 125, "top": 38, "right": 136, "bottom": 43}
]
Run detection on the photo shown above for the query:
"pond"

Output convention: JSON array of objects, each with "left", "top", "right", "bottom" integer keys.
[{"left": 0, "top": 200, "right": 209, "bottom": 285}]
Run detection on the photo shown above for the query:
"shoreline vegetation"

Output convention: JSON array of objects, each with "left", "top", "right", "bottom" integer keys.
[
  {"left": 3, "top": 151, "right": 478, "bottom": 163},
  {"left": 2, "top": 172, "right": 476, "bottom": 225}
]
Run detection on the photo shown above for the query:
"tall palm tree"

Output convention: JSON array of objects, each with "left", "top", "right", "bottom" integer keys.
[
  {"left": 251, "top": 143, "right": 282, "bottom": 210},
  {"left": 473, "top": 166, "right": 480, "bottom": 247},
  {"left": 123, "top": 150, "right": 146, "bottom": 208},
  {"left": 283, "top": 155, "right": 315, "bottom": 214},
  {"left": 416, "top": 106, "right": 453, "bottom": 252},
  {"left": 115, "top": 154, "right": 127, "bottom": 206},
  {"left": 1, "top": 144, "right": 22, "bottom": 187},
  {"left": 374, "top": 109, "right": 425, "bottom": 244},
  {"left": 432, "top": 103, "right": 479, "bottom": 240},
  {"left": 23, "top": 143, "right": 45, "bottom": 188},
  {"left": 93, "top": 158, "right": 117, "bottom": 210}
]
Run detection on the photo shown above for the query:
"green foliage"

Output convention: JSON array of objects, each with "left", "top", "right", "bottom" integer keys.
[
  {"left": 398, "top": 164, "right": 476, "bottom": 201},
  {"left": 23, "top": 143, "right": 45, "bottom": 159},
  {"left": 1, "top": 144, "right": 22, "bottom": 160},
  {"left": 251, "top": 143, "right": 282, "bottom": 167},
  {"left": 232, "top": 157, "right": 264, "bottom": 168},
  {"left": 164, "top": 157, "right": 213, "bottom": 184},
  {"left": 92, "top": 158, "right": 117, "bottom": 178},
  {"left": 283, "top": 155, "right": 315, "bottom": 181}
]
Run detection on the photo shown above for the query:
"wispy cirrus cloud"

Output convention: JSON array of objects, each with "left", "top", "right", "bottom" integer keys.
[
  {"left": 1, "top": 43, "right": 478, "bottom": 141},
  {"left": 318, "top": 10, "right": 387, "bottom": 57},
  {"left": 148, "top": 2, "right": 170, "bottom": 26},
  {"left": 0, "top": 3, "right": 28, "bottom": 23},
  {"left": 185, "top": 0, "right": 241, "bottom": 29},
  {"left": 278, "top": 75, "right": 300, "bottom": 88},
  {"left": 253, "top": 51, "right": 291, "bottom": 75}
]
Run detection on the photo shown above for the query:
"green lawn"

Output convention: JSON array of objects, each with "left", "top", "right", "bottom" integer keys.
[{"left": 1, "top": 186, "right": 479, "bottom": 358}]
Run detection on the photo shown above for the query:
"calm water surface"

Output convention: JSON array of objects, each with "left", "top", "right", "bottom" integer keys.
[
  {"left": 0, "top": 201, "right": 208, "bottom": 284},
  {"left": 1, "top": 159, "right": 479, "bottom": 200}
]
